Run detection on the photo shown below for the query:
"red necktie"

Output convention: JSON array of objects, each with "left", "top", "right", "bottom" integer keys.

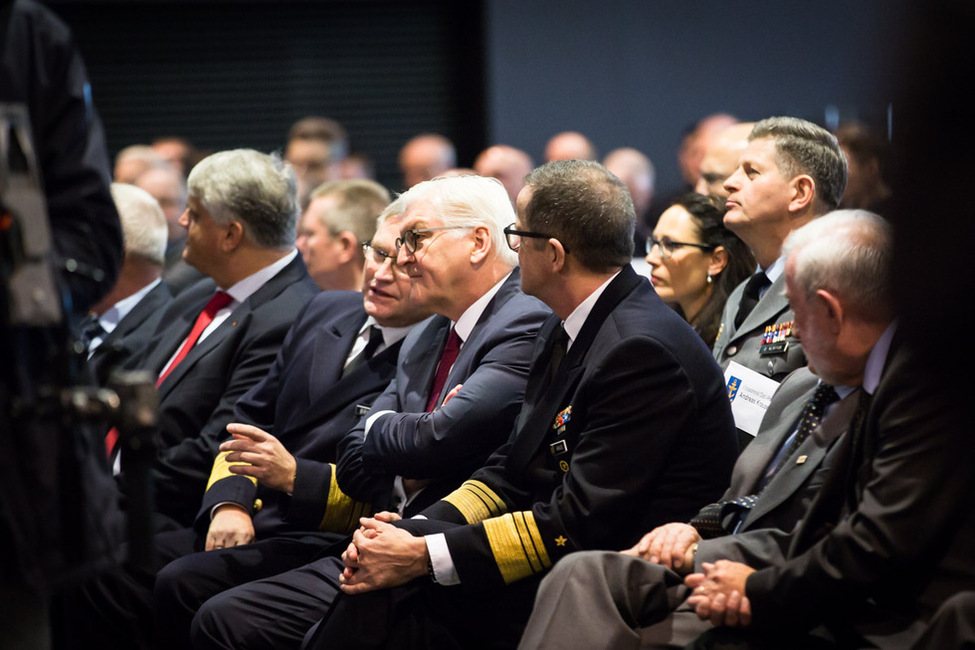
[
  {"left": 425, "top": 328, "right": 461, "bottom": 412},
  {"left": 105, "top": 291, "right": 233, "bottom": 458}
]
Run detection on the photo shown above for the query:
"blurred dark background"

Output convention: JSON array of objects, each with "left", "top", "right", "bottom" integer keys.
[{"left": 47, "top": 0, "right": 902, "bottom": 195}]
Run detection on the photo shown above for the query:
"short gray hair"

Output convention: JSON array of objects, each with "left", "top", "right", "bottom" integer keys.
[
  {"left": 187, "top": 149, "right": 298, "bottom": 248},
  {"left": 783, "top": 209, "right": 893, "bottom": 321},
  {"left": 109, "top": 182, "right": 168, "bottom": 264},
  {"left": 750, "top": 117, "right": 848, "bottom": 213},
  {"left": 385, "top": 174, "right": 518, "bottom": 266}
]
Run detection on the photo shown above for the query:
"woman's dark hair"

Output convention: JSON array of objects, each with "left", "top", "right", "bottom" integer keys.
[{"left": 668, "top": 193, "right": 755, "bottom": 344}]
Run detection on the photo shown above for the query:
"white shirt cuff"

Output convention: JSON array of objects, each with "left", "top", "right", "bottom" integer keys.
[{"left": 425, "top": 533, "right": 460, "bottom": 586}]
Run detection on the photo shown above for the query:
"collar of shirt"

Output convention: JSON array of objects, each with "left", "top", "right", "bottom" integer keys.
[
  {"left": 562, "top": 270, "right": 621, "bottom": 351},
  {"left": 451, "top": 271, "right": 511, "bottom": 345},
  {"left": 96, "top": 278, "right": 162, "bottom": 338},
  {"left": 750, "top": 256, "right": 785, "bottom": 301},
  {"left": 222, "top": 249, "right": 298, "bottom": 305},
  {"left": 862, "top": 321, "right": 897, "bottom": 396},
  {"left": 353, "top": 315, "right": 418, "bottom": 358}
]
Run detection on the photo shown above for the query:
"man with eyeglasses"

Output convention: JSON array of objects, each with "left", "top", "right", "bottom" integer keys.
[
  {"left": 294, "top": 159, "right": 737, "bottom": 650},
  {"left": 64, "top": 204, "right": 433, "bottom": 648},
  {"left": 159, "top": 173, "right": 551, "bottom": 650}
]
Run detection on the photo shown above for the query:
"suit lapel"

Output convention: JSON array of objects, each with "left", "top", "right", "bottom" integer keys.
[
  {"left": 507, "top": 266, "right": 641, "bottom": 476},
  {"left": 730, "top": 274, "right": 789, "bottom": 343},
  {"left": 156, "top": 257, "right": 303, "bottom": 398},
  {"left": 309, "top": 314, "right": 363, "bottom": 400},
  {"left": 401, "top": 316, "right": 451, "bottom": 412}
]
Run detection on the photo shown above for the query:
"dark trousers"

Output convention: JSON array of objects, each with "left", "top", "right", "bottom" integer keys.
[
  {"left": 305, "top": 573, "right": 542, "bottom": 650},
  {"left": 156, "top": 533, "right": 346, "bottom": 650}
]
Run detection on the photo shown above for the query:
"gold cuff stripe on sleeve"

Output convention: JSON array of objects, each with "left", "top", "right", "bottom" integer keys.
[
  {"left": 442, "top": 480, "right": 506, "bottom": 524},
  {"left": 482, "top": 511, "right": 552, "bottom": 585},
  {"left": 206, "top": 450, "right": 258, "bottom": 492},
  {"left": 319, "top": 464, "right": 372, "bottom": 535}
]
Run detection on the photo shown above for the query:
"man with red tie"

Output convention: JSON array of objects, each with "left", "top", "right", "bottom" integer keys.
[
  {"left": 117, "top": 148, "right": 318, "bottom": 531},
  {"left": 173, "top": 173, "right": 552, "bottom": 650}
]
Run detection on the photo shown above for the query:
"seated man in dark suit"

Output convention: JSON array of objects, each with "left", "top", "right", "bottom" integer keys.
[
  {"left": 171, "top": 174, "right": 553, "bottom": 650},
  {"left": 677, "top": 211, "right": 972, "bottom": 649},
  {"left": 62, "top": 203, "right": 431, "bottom": 650},
  {"left": 117, "top": 148, "right": 319, "bottom": 529},
  {"left": 83, "top": 182, "right": 173, "bottom": 388},
  {"left": 297, "top": 160, "right": 739, "bottom": 650}
]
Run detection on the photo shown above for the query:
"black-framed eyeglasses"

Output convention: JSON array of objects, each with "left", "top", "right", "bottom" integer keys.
[
  {"left": 646, "top": 235, "right": 714, "bottom": 260},
  {"left": 503, "top": 223, "right": 570, "bottom": 253},
  {"left": 395, "top": 226, "right": 470, "bottom": 255},
  {"left": 361, "top": 242, "right": 397, "bottom": 266}
]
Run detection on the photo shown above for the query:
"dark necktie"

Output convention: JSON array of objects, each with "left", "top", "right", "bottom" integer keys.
[
  {"left": 548, "top": 324, "right": 569, "bottom": 384},
  {"left": 689, "top": 383, "right": 839, "bottom": 537},
  {"left": 734, "top": 272, "right": 772, "bottom": 328},
  {"left": 425, "top": 327, "right": 461, "bottom": 412},
  {"left": 106, "top": 290, "right": 232, "bottom": 459},
  {"left": 342, "top": 325, "right": 384, "bottom": 377},
  {"left": 79, "top": 314, "right": 105, "bottom": 351}
]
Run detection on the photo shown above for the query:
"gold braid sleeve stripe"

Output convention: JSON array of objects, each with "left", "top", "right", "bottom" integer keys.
[
  {"left": 318, "top": 464, "right": 372, "bottom": 535},
  {"left": 442, "top": 480, "right": 506, "bottom": 524},
  {"left": 206, "top": 450, "right": 258, "bottom": 492},
  {"left": 482, "top": 511, "right": 553, "bottom": 585}
]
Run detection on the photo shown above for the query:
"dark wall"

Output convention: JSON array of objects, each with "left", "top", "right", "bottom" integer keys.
[
  {"left": 484, "top": 0, "right": 904, "bottom": 196},
  {"left": 50, "top": 0, "right": 903, "bottom": 197},
  {"left": 47, "top": 0, "right": 486, "bottom": 193}
]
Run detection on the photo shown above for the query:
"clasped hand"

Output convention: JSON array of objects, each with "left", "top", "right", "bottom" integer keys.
[
  {"left": 684, "top": 560, "right": 755, "bottom": 627},
  {"left": 338, "top": 512, "right": 428, "bottom": 595},
  {"left": 621, "top": 522, "right": 701, "bottom": 574}
]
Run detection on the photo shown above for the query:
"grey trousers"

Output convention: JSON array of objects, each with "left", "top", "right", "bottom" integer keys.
[{"left": 517, "top": 550, "right": 713, "bottom": 650}]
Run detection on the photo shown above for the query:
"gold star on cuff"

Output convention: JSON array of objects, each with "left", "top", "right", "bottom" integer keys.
[{"left": 554, "top": 536, "right": 567, "bottom": 546}]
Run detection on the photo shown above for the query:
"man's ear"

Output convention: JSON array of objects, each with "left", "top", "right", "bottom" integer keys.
[
  {"left": 470, "top": 225, "right": 492, "bottom": 264},
  {"left": 816, "top": 288, "right": 844, "bottom": 334},
  {"left": 335, "top": 231, "right": 361, "bottom": 264},
  {"left": 222, "top": 220, "right": 245, "bottom": 252},
  {"left": 788, "top": 175, "right": 816, "bottom": 214},
  {"left": 548, "top": 238, "right": 568, "bottom": 273}
]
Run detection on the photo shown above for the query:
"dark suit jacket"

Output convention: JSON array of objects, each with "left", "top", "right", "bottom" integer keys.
[
  {"left": 88, "top": 282, "right": 172, "bottom": 387},
  {"left": 194, "top": 291, "right": 426, "bottom": 537},
  {"left": 746, "top": 334, "right": 975, "bottom": 641},
  {"left": 335, "top": 270, "right": 552, "bottom": 516},
  {"left": 125, "top": 255, "right": 319, "bottom": 528},
  {"left": 411, "top": 265, "right": 738, "bottom": 592}
]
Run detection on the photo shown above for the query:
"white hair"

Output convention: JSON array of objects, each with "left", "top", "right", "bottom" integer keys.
[
  {"left": 110, "top": 182, "right": 168, "bottom": 264},
  {"left": 385, "top": 174, "right": 518, "bottom": 266}
]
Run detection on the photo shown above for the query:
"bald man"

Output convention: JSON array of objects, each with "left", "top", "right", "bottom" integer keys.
[
  {"left": 398, "top": 133, "right": 456, "bottom": 189},
  {"left": 544, "top": 131, "right": 598, "bottom": 162},
  {"left": 695, "top": 122, "right": 755, "bottom": 200},
  {"left": 678, "top": 113, "right": 738, "bottom": 188},
  {"left": 474, "top": 144, "right": 535, "bottom": 204}
]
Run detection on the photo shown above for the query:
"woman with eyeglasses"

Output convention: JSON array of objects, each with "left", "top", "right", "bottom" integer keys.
[{"left": 646, "top": 193, "right": 754, "bottom": 346}]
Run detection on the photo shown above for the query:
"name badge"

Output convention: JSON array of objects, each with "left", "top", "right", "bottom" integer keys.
[{"left": 549, "top": 440, "right": 568, "bottom": 456}]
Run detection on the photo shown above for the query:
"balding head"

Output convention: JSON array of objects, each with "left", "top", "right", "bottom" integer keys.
[
  {"left": 603, "top": 148, "right": 655, "bottom": 218},
  {"left": 398, "top": 134, "right": 457, "bottom": 189},
  {"left": 544, "top": 131, "right": 598, "bottom": 162},
  {"left": 678, "top": 113, "right": 738, "bottom": 186},
  {"left": 473, "top": 145, "right": 535, "bottom": 205},
  {"left": 695, "top": 122, "right": 755, "bottom": 199}
]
